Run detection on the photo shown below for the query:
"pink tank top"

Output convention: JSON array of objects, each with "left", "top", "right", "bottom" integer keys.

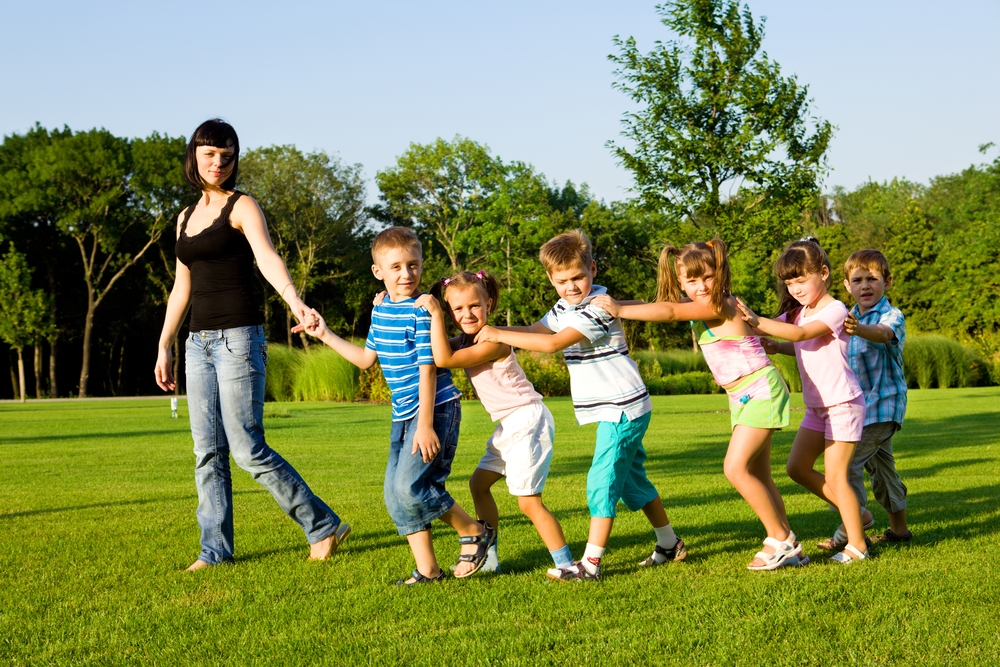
[
  {"left": 464, "top": 346, "right": 543, "bottom": 422},
  {"left": 693, "top": 321, "right": 772, "bottom": 386}
]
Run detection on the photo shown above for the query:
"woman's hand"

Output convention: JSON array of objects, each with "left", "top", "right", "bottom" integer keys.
[
  {"left": 414, "top": 293, "right": 441, "bottom": 315},
  {"left": 291, "top": 308, "right": 329, "bottom": 339},
  {"left": 590, "top": 295, "right": 621, "bottom": 317},
  {"left": 734, "top": 297, "right": 760, "bottom": 327},
  {"left": 154, "top": 347, "right": 175, "bottom": 392}
]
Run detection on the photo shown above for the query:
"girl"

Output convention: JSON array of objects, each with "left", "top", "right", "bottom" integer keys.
[
  {"left": 413, "top": 271, "right": 575, "bottom": 576},
  {"left": 735, "top": 238, "right": 869, "bottom": 564},
  {"left": 154, "top": 119, "right": 349, "bottom": 570},
  {"left": 593, "top": 239, "right": 805, "bottom": 570}
]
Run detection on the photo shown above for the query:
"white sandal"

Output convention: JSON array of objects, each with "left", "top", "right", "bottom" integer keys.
[
  {"left": 747, "top": 536, "right": 801, "bottom": 571},
  {"left": 829, "top": 544, "right": 867, "bottom": 564},
  {"left": 818, "top": 518, "right": 876, "bottom": 551}
]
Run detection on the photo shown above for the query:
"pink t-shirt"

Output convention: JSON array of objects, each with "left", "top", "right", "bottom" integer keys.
[
  {"left": 464, "top": 348, "right": 543, "bottom": 422},
  {"left": 780, "top": 300, "right": 862, "bottom": 408}
]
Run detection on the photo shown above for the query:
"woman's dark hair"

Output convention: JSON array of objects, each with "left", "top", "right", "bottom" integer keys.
[{"left": 184, "top": 118, "right": 240, "bottom": 191}]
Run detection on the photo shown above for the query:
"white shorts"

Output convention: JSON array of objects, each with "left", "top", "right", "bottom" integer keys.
[{"left": 478, "top": 402, "right": 555, "bottom": 496}]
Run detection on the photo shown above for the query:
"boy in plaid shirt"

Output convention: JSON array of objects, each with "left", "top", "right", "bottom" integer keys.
[{"left": 819, "top": 249, "right": 912, "bottom": 549}]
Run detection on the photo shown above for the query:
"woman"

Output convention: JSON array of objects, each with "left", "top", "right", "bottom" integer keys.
[{"left": 154, "top": 119, "right": 349, "bottom": 571}]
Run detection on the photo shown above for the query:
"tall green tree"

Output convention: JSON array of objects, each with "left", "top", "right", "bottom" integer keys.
[
  {"left": 240, "top": 146, "right": 367, "bottom": 346},
  {"left": 0, "top": 244, "right": 53, "bottom": 402},
  {"left": 608, "top": 0, "right": 833, "bottom": 251}
]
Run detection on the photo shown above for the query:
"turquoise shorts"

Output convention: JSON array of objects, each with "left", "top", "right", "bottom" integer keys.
[{"left": 586, "top": 411, "right": 659, "bottom": 518}]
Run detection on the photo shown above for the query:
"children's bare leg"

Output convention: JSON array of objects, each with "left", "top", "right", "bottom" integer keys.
[
  {"left": 587, "top": 517, "right": 614, "bottom": 548},
  {"left": 518, "top": 495, "right": 567, "bottom": 551},
  {"left": 402, "top": 528, "right": 440, "bottom": 583},
  {"left": 640, "top": 496, "right": 669, "bottom": 529},
  {"left": 470, "top": 467, "right": 503, "bottom": 529},
  {"left": 725, "top": 427, "right": 792, "bottom": 561},
  {"left": 786, "top": 428, "right": 836, "bottom": 504},
  {"left": 824, "top": 440, "right": 866, "bottom": 555},
  {"left": 888, "top": 509, "right": 909, "bottom": 536},
  {"left": 438, "top": 503, "right": 487, "bottom": 577}
]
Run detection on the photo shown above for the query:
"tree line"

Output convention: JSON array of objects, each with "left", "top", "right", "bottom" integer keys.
[{"left": 1, "top": 1, "right": 996, "bottom": 399}]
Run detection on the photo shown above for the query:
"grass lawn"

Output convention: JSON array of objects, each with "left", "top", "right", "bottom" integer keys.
[{"left": 1, "top": 388, "right": 999, "bottom": 665}]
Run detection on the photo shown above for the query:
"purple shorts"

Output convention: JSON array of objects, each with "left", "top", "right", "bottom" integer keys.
[{"left": 800, "top": 396, "right": 865, "bottom": 442}]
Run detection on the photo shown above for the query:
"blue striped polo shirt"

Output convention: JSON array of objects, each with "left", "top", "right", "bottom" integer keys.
[
  {"left": 365, "top": 295, "right": 461, "bottom": 421},
  {"left": 848, "top": 296, "right": 908, "bottom": 427},
  {"left": 539, "top": 285, "right": 651, "bottom": 425}
]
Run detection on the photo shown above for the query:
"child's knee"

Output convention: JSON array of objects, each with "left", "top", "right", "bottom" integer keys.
[{"left": 517, "top": 494, "right": 543, "bottom": 515}]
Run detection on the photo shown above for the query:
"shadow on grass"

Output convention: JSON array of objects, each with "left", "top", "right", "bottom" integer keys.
[
  {"left": 0, "top": 429, "right": 187, "bottom": 444},
  {"left": 0, "top": 489, "right": 266, "bottom": 520}
]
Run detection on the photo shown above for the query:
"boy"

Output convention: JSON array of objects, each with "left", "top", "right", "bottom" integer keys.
[
  {"left": 475, "top": 229, "right": 686, "bottom": 580},
  {"left": 819, "top": 249, "right": 911, "bottom": 548},
  {"left": 295, "top": 226, "right": 495, "bottom": 584}
]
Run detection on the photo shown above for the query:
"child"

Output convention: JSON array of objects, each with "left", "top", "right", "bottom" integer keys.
[
  {"left": 592, "top": 239, "right": 806, "bottom": 570},
  {"left": 736, "top": 237, "right": 869, "bottom": 564},
  {"left": 413, "top": 270, "right": 575, "bottom": 575},
  {"left": 294, "top": 227, "right": 495, "bottom": 584},
  {"left": 475, "top": 230, "right": 686, "bottom": 581},
  {"left": 815, "top": 249, "right": 910, "bottom": 548}
]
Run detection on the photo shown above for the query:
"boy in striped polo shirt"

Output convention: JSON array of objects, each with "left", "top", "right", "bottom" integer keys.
[
  {"left": 476, "top": 230, "right": 686, "bottom": 580},
  {"left": 295, "top": 227, "right": 495, "bottom": 584},
  {"left": 825, "top": 249, "right": 911, "bottom": 546}
]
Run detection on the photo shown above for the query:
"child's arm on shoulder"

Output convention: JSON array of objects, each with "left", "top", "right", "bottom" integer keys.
[
  {"left": 759, "top": 337, "right": 794, "bottom": 355},
  {"left": 844, "top": 312, "right": 896, "bottom": 344},
  {"left": 475, "top": 323, "right": 584, "bottom": 353},
  {"left": 414, "top": 294, "right": 509, "bottom": 368},
  {"left": 735, "top": 298, "right": 832, "bottom": 342},
  {"left": 412, "top": 364, "right": 441, "bottom": 463},
  {"left": 591, "top": 295, "right": 720, "bottom": 322},
  {"left": 292, "top": 309, "right": 378, "bottom": 369}
]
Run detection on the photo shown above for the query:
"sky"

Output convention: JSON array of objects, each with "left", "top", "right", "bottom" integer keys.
[{"left": 2, "top": 1, "right": 998, "bottom": 203}]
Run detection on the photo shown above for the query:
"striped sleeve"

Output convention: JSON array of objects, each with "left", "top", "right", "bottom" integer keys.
[
  {"left": 560, "top": 305, "right": 612, "bottom": 343},
  {"left": 414, "top": 309, "right": 434, "bottom": 365}
]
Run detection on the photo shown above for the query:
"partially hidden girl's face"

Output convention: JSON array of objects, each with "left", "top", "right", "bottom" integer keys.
[
  {"left": 196, "top": 143, "right": 236, "bottom": 189},
  {"left": 783, "top": 266, "right": 830, "bottom": 308},
  {"left": 678, "top": 265, "right": 714, "bottom": 303},
  {"left": 446, "top": 285, "right": 491, "bottom": 336}
]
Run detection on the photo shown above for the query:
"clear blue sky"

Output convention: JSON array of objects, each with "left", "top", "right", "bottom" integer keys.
[{"left": 2, "top": 1, "right": 998, "bottom": 203}]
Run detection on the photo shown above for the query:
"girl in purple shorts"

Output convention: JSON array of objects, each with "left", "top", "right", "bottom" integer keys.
[{"left": 736, "top": 238, "right": 868, "bottom": 565}]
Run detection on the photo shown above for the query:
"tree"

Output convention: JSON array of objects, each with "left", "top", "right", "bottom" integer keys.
[
  {"left": 9, "top": 128, "right": 181, "bottom": 396},
  {"left": 374, "top": 137, "right": 503, "bottom": 272},
  {"left": 239, "top": 146, "right": 367, "bottom": 346},
  {"left": 608, "top": 0, "right": 833, "bottom": 251},
  {"left": 0, "top": 245, "right": 53, "bottom": 402}
]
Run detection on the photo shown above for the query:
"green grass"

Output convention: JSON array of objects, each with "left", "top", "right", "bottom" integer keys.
[{"left": 1, "top": 389, "right": 999, "bottom": 665}]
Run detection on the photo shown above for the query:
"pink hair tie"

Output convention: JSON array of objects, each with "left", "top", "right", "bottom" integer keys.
[
  {"left": 475, "top": 270, "right": 486, "bottom": 280},
  {"left": 442, "top": 277, "right": 454, "bottom": 286}
]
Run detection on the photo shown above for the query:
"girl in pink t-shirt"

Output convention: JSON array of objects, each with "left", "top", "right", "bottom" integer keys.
[
  {"left": 414, "top": 271, "right": 574, "bottom": 577},
  {"left": 737, "top": 238, "right": 868, "bottom": 564}
]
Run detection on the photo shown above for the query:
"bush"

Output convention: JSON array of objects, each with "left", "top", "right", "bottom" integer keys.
[
  {"left": 903, "top": 334, "right": 989, "bottom": 389},
  {"left": 292, "top": 346, "right": 359, "bottom": 402},
  {"left": 634, "top": 349, "right": 709, "bottom": 378},
  {"left": 356, "top": 363, "right": 392, "bottom": 404},
  {"left": 645, "top": 372, "right": 721, "bottom": 395},
  {"left": 517, "top": 351, "right": 570, "bottom": 397},
  {"left": 768, "top": 353, "right": 802, "bottom": 393},
  {"left": 265, "top": 344, "right": 304, "bottom": 402}
]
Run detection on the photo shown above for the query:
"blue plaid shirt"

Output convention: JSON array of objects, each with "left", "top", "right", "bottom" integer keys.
[{"left": 848, "top": 296, "right": 907, "bottom": 427}]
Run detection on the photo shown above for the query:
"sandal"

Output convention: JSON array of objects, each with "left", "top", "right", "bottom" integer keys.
[
  {"left": 747, "top": 537, "right": 802, "bottom": 571},
  {"left": 829, "top": 543, "right": 867, "bottom": 564},
  {"left": 817, "top": 517, "right": 876, "bottom": 551},
  {"left": 874, "top": 528, "right": 912, "bottom": 543},
  {"left": 638, "top": 539, "right": 688, "bottom": 567},
  {"left": 453, "top": 521, "right": 497, "bottom": 579},
  {"left": 395, "top": 569, "right": 446, "bottom": 586}
]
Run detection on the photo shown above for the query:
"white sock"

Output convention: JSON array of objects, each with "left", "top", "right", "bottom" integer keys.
[
  {"left": 484, "top": 543, "right": 500, "bottom": 572},
  {"left": 581, "top": 543, "right": 605, "bottom": 574},
  {"left": 652, "top": 524, "right": 678, "bottom": 563}
]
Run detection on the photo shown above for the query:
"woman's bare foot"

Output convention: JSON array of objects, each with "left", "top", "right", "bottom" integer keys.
[{"left": 186, "top": 559, "right": 212, "bottom": 572}]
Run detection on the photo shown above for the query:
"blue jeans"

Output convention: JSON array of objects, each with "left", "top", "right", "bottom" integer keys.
[
  {"left": 384, "top": 399, "right": 461, "bottom": 535},
  {"left": 186, "top": 325, "right": 340, "bottom": 565}
]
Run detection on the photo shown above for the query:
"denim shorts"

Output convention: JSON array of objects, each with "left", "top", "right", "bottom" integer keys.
[{"left": 384, "top": 399, "right": 462, "bottom": 535}]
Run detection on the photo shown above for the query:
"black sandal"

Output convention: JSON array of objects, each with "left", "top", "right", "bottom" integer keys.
[
  {"left": 453, "top": 521, "right": 497, "bottom": 579},
  {"left": 395, "top": 569, "right": 446, "bottom": 586}
]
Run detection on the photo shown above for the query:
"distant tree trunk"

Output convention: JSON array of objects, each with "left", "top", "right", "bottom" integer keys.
[
  {"left": 16, "top": 348, "right": 26, "bottom": 403},
  {"left": 9, "top": 354, "right": 18, "bottom": 401},
  {"left": 78, "top": 288, "right": 95, "bottom": 398},
  {"left": 173, "top": 338, "right": 181, "bottom": 397},
  {"left": 34, "top": 342, "right": 43, "bottom": 399},
  {"left": 285, "top": 309, "right": 293, "bottom": 348},
  {"left": 49, "top": 339, "right": 58, "bottom": 398},
  {"left": 691, "top": 328, "right": 698, "bottom": 353}
]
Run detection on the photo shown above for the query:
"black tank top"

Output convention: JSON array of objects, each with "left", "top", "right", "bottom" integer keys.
[{"left": 175, "top": 191, "right": 264, "bottom": 332}]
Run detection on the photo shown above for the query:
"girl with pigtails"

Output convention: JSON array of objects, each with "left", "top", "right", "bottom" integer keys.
[
  {"left": 413, "top": 271, "right": 575, "bottom": 576},
  {"left": 592, "top": 239, "right": 807, "bottom": 570}
]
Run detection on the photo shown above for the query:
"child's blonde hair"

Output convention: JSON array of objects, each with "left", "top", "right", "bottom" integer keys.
[
  {"left": 844, "top": 248, "right": 891, "bottom": 281},
  {"left": 656, "top": 238, "right": 731, "bottom": 313},
  {"left": 371, "top": 226, "right": 422, "bottom": 263},
  {"left": 430, "top": 270, "right": 502, "bottom": 316},
  {"left": 539, "top": 229, "right": 593, "bottom": 273},
  {"left": 775, "top": 237, "right": 832, "bottom": 317}
]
